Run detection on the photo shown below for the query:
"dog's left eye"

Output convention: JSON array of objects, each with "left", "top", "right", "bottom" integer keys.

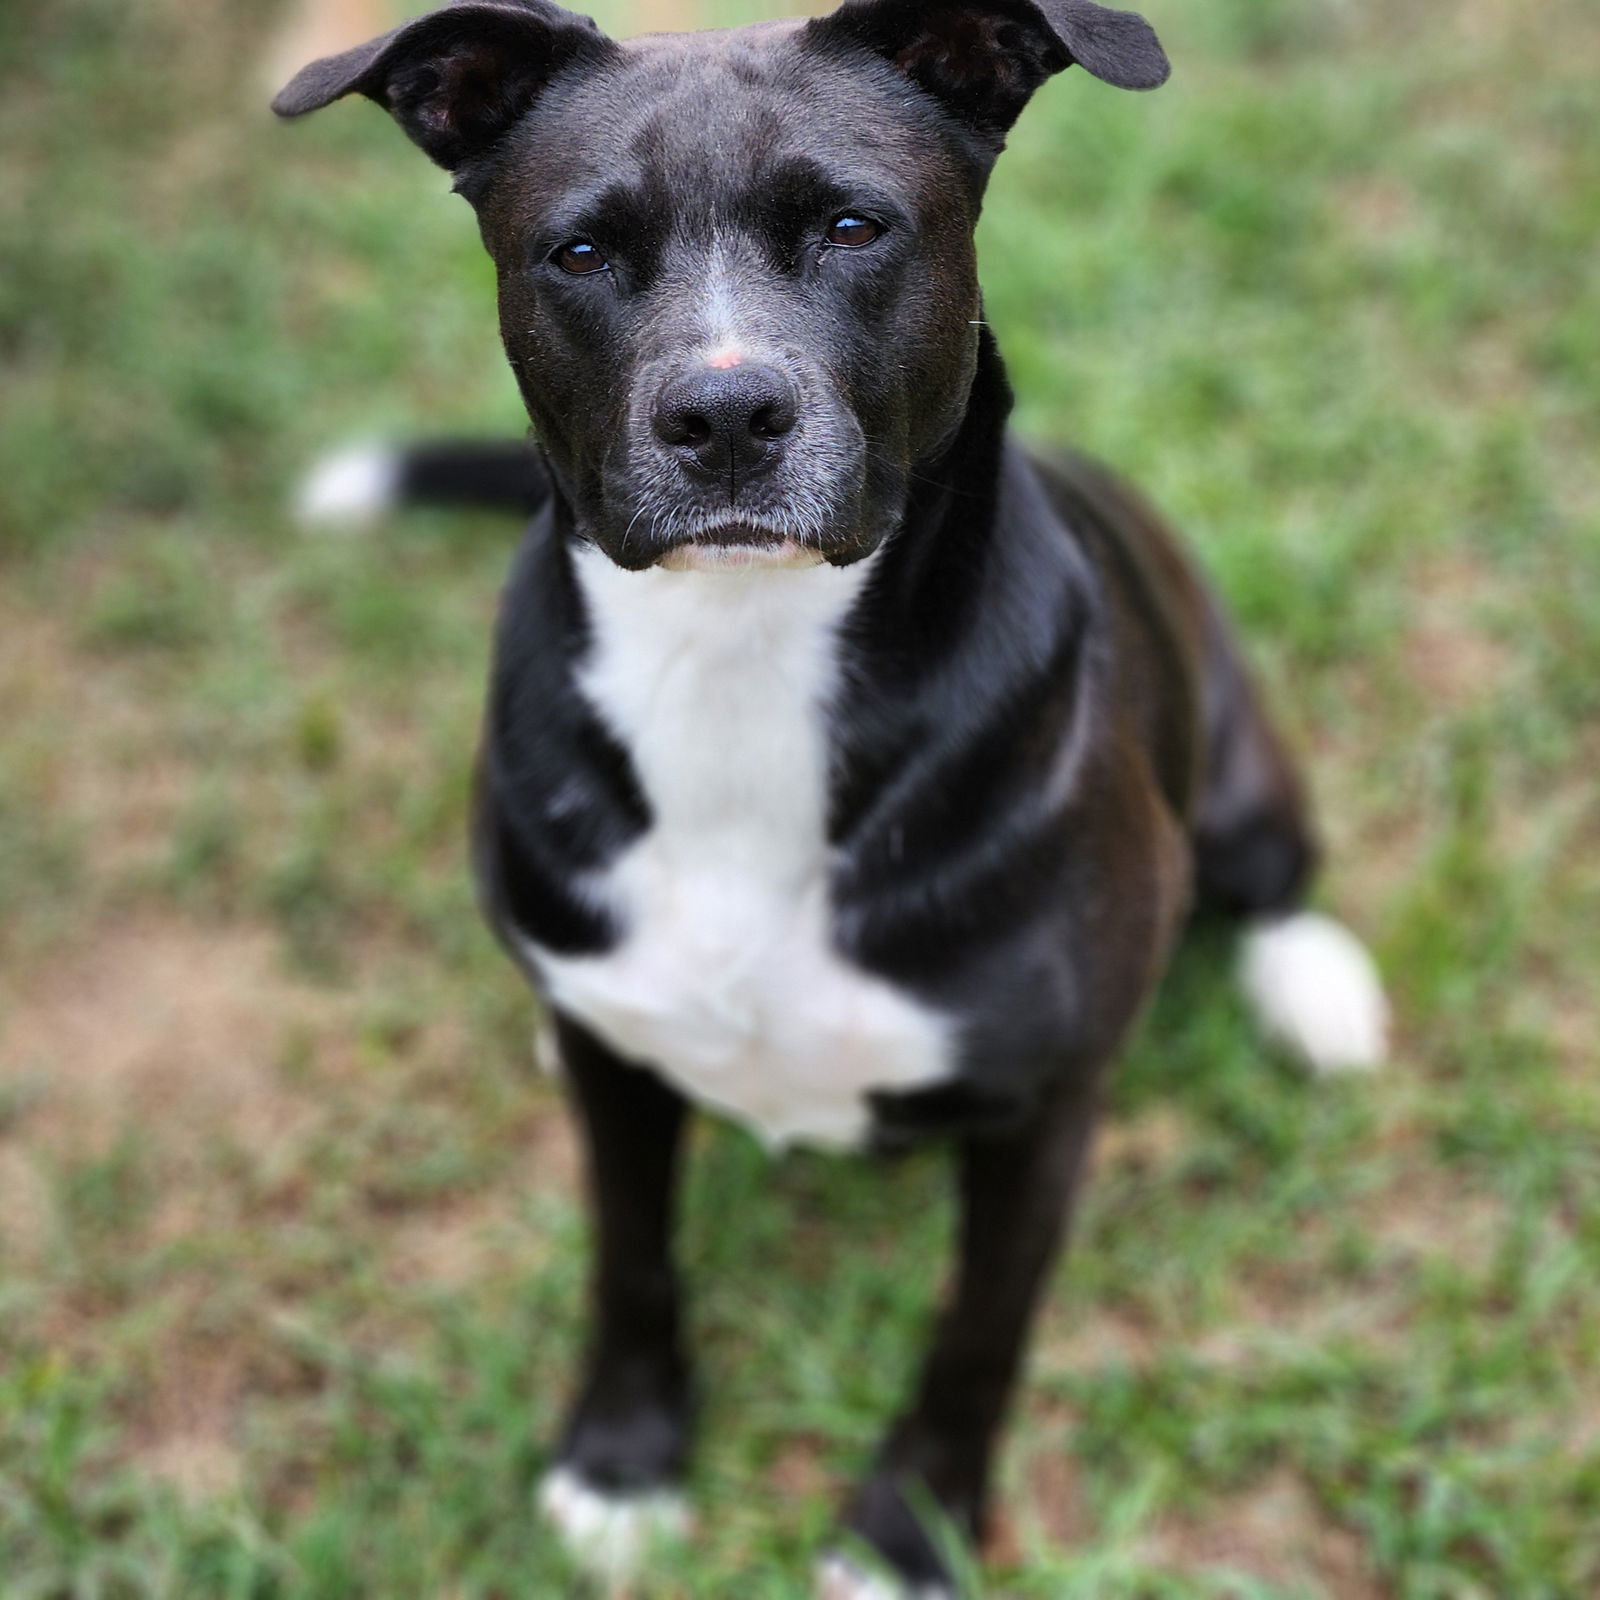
[
  {"left": 555, "top": 240, "right": 609, "bottom": 275},
  {"left": 825, "top": 215, "right": 881, "bottom": 248}
]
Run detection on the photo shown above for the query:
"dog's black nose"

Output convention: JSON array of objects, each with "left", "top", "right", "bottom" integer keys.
[{"left": 653, "top": 364, "right": 799, "bottom": 485}]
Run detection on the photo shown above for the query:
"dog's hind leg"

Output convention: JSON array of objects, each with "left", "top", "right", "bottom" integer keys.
[
  {"left": 1043, "top": 448, "right": 1387, "bottom": 1075},
  {"left": 539, "top": 1013, "right": 696, "bottom": 1582},
  {"left": 1191, "top": 601, "right": 1388, "bottom": 1074}
]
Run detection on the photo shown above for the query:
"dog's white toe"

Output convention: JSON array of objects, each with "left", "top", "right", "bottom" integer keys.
[
  {"left": 539, "top": 1466, "right": 690, "bottom": 1582},
  {"left": 1239, "top": 910, "right": 1389, "bottom": 1074},
  {"left": 293, "top": 442, "right": 400, "bottom": 530},
  {"left": 816, "top": 1553, "right": 952, "bottom": 1600}
]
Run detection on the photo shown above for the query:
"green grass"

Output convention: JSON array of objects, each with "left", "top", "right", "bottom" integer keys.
[{"left": 1, "top": 0, "right": 1597, "bottom": 1594}]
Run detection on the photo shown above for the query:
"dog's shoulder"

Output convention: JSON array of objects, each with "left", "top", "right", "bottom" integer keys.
[{"left": 474, "top": 512, "right": 652, "bottom": 960}]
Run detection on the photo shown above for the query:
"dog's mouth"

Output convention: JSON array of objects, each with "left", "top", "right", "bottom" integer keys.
[
  {"left": 658, "top": 540, "right": 826, "bottom": 573},
  {"left": 650, "top": 517, "right": 828, "bottom": 573}
]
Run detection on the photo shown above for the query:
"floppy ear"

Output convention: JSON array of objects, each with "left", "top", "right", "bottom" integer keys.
[
  {"left": 271, "top": 0, "right": 612, "bottom": 171},
  {"left": 808, "top": 0, "right": 1168, "bottom": 139}
]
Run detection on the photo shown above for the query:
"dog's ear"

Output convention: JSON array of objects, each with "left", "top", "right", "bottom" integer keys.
[
  {"left": 809, "top": 0, "right": 1168, "bottom": 138},
  {"left": 271, "top": 0, "right": 612, "bottom": 171}
]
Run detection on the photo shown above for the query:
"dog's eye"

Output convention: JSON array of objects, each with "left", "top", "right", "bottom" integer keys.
[
  {"left": 825, "top": 215, "right": 881, "bottom": 248},
  {"left": 555, "top": 240, "right": 609, "bottom": 275}
]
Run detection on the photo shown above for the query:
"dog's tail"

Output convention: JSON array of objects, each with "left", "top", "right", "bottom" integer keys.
[
  {"left": 294, "top": 439, "right": 551, "bottom": 529},
  {"left": 1237, "top": 911, "right": 1389, "bottom": 1076}
]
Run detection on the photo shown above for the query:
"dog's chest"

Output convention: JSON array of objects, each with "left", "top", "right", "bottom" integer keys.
[{"left": 527, "top": 550, "right": 951, "bottom": 1149}]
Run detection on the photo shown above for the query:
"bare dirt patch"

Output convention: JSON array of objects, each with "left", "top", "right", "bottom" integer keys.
[
  {"left": 384, "top": 1191, "right": 532, "bottom": 1292},
  {"left": 1143, "top": 1470, "right": 1382, "bottom": 1599},
  {"left": 0, "top": 917, "right": 336, "bottom": 1159},
  {"left": 0, "top": 597, "right": 202, "bottom": 900},
  {"left": 0, "top": 913, "right": 357, "bottom": 1498},
  {"left": 1094, "top": 1107, "right": 1193, "bottom": 1176},
  {"left": 1400, "top": 553, "right": 1516, "bottom": 717},
  {"left": 129, "top": 1339, "right": 250, "bottom": 1503}
]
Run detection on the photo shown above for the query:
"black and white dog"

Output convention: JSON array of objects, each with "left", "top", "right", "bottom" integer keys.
[{"left": 276, "top": 2, "right": 1387, "bottom": 1592}]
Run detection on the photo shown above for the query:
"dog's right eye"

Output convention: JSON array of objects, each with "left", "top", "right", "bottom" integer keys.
[
  {"left": 554, "top": 240, "right": 609, "bottom": 275},
  {"left": 825, "top": 215, "right": 881, "bottom": 248}
]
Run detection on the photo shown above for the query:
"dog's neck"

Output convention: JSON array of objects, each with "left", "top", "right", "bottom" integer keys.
[
  {"left": 848, "top": 325, "right": 1017, "bottom": 647},
  {"left": 901, "top": 324, "right": 1017, "bottom": 534}
]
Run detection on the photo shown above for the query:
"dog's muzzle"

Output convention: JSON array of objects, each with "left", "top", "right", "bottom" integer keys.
[{"left": 596, "top": 350, "right": 875, "bottom": 571}]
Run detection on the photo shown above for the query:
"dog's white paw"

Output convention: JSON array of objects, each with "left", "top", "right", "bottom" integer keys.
[
  {"left": 293, "top": 442, "right": 400, "bottom": 530},
  {"left": 1239, "top": 910, "right": 1389, "bottom": 1075},
  {"left": 816, "top": 1553, "right": 952, "bottom": 1600},
  {"left": 539, "top": 1466, "right": 690, "bottom": 1583}
]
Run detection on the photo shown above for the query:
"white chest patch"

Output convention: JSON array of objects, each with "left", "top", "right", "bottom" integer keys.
[{"left": 524, "top": 546, "right": 953, "bottom": 1150}]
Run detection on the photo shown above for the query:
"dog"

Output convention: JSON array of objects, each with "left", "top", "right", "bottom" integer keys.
[{"left": 275, "top": 2, "right": 1388, "bottom": 1592}]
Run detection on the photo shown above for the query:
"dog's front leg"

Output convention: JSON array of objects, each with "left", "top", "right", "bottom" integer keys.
[
  {"left": 827, "top": 1077, "right": 1102, "bottom": 1598},
  {"left": 539, "top": 1012, "right": 696, "bottom": 1581}
]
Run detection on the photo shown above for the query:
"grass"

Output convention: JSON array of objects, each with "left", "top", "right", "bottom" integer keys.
[{"left": 1, "top": 0, "right": 1597, "bottom": 1593}]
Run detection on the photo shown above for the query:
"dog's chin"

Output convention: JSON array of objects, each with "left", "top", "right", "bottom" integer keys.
[
  {"left": 656, "top": 539, "right": 827, "bottom": 573},
  {"left": 586, "top": 503, "right": 890, "bottom": 572}
]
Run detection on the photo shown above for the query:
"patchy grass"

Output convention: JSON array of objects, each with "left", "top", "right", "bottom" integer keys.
[{"left": 2, "top": 0, "right": 1598, "bottom": 1594}]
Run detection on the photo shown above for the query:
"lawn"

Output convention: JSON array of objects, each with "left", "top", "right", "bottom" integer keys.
[{"left": 1, "top": 0, "right": 1597, "bottom": 1594}]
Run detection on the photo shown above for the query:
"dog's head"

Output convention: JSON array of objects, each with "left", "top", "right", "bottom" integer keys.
[{"left": 275, "top": 0, "right": 1167, "bottom": 571}]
